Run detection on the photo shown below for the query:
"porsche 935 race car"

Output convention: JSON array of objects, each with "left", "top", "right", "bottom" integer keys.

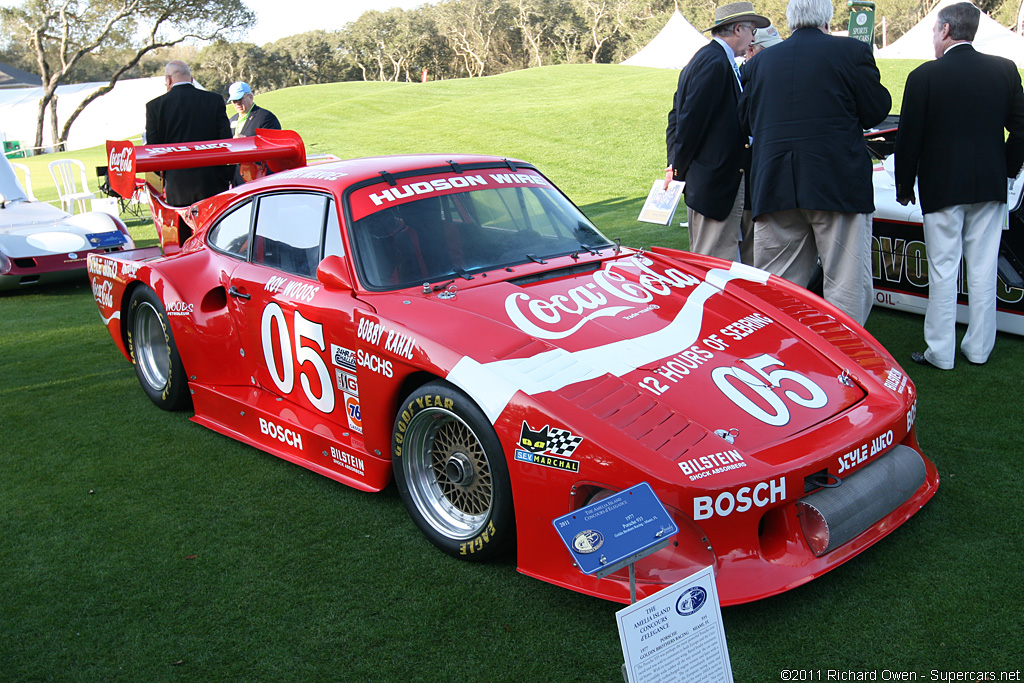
[
  {"left": 88, "top": 135, "right": 938, "bottom": 605},
  {"left": 869, "top": 115, "right": 1024, "bottom": 335},
  {"left": 0, "top": 154, "right": 133, "bottom": 291}
]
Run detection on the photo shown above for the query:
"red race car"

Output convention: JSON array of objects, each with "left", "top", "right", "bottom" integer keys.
[{"left": 89, "top": 134, "right": 938, "bottom": 605}]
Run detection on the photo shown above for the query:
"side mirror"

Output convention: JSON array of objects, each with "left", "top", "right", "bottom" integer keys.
[{"left": 317, "top": 255, "right": 354, "bottom": 292}]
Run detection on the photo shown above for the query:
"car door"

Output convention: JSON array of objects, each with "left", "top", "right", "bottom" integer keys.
[{"left": 226, "top": 191, "right": 364, "bottom": 447}]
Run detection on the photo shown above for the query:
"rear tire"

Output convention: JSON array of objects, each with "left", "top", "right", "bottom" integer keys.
[
  {"left": 392, "top": 381, "right": 515, "bottom": 561},
  {"left": 126, "top": 286, "right": 191, "bottom": 411}
]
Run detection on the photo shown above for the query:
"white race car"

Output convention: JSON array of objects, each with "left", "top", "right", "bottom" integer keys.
[{"left": 0, "top": 155, "right": 133, "bottom": 291}]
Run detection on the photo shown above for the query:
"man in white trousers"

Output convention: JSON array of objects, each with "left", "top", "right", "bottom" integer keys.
[{"left": 895, "top": 2, "right": 1024, "bottom": 369}]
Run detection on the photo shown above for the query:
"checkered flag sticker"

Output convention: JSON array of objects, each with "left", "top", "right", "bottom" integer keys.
[{"left": 545, "top": 428, "right": 583, "bottom": 457}]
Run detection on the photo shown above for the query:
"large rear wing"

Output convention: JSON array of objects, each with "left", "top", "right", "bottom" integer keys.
[{"left": 105, "top": 129, "right": 306, "bottom": 198}]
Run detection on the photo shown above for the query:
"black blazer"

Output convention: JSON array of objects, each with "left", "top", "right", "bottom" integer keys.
[
  {"left": 667, "top": 40, "right": 750, "bottom": 221},
  {"left": 894, "top": 44, "right": 1024, "bottom": 214},
  {"left": 145, "top": 83, "right": 233, "bottom": 206},
  {"left": 739, "top": 28, "right": 891, "bottom": 217},
  {"left": 229, "top": 105, "right": 282, "bottom": 185},
  {"left": 230, "top": 104, "right": 281, "bottom": 138}
]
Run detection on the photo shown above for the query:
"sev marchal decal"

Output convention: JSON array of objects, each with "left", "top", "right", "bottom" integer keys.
[{"left": 515, "top": 421, "right": 583, "bottom": 472}]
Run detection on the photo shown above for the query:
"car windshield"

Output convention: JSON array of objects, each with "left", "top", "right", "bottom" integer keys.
[{"left": 349, "top": 180, "right": 614, "bottom": 290}]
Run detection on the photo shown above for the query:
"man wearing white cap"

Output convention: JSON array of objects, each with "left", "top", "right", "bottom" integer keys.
[
  {"left": 227, "top": 81, "right": 281, "bottom": 185},
  {"left": 745, "top": 23, "right": 783, "bottom": 61},
  {"left": 228, "top": 81, "right": 281, "bottom": 139},
  {"left": 665, "top": 1, "right": 769, "bottom": 265}
]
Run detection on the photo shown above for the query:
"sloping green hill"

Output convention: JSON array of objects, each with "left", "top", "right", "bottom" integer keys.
[
  {"left": 23, "top": 61, "right": 927, "bottom": 247},
  {"left": 256, "top": 64, "right": 681, "bottom": 242}
]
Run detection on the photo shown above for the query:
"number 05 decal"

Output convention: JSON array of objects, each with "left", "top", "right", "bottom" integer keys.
[
  {"left": 261, "top": 303, "right": 335, "bottom": 413},
  {"left": 711, "top": 354, "right": 827, "bottom": 426}
]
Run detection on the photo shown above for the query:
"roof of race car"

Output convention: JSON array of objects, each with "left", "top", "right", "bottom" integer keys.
[
  {"left": 191, "top": 152, "right": 537, "bottom": 222},
  {"left": 240, "top": 153, "right": 532, "bottom": 194}
]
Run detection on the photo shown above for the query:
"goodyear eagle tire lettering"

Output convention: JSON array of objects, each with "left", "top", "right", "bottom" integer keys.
[
  {"left": 126, "top": 287, "right": 191, "bottom": 411},
  {"left": 391, "top": 381, "right": 515, "bottom": 561}
]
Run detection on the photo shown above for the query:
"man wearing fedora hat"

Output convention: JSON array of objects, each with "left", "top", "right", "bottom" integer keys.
[
  {"left": 665, "top": 1, "right": 769, "bottom": 265},
  {"left": 738, "top": 0, "right": 890, "bottom": 326}
]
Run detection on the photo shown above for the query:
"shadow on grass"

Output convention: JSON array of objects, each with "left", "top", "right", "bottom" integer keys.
[{"left": 580, "top": 195, "right": 689, "bottom": 251}]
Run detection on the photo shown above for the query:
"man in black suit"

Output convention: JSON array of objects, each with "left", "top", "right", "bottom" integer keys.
[
  {"left": 739, "top": 0, "right": 890, "bottom": 326},
  {"left": 665, "top": 1, "right": 768, "bottom": 265},
  {"left": 895, "top": 2, "right": 1024, "bottom": 369},
  {"left": 227, "top": 81, "right": 282, "bottom": 185},
  {"left": 145, "top": 61, "right": 233, "bottom": 207}
]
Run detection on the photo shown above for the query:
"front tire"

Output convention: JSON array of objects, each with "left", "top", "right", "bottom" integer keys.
[
  {"left": 126, "top": 286, "right": 191, "bottom": 411},
  {"left": 392, "top": 381, "right": 515, "bottom": 561}
]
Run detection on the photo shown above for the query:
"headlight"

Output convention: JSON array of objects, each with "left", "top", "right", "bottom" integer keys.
[{"left": 0, "top": 252, "right": 11, "bottom": 275}]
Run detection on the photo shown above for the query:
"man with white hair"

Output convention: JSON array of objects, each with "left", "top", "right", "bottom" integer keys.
[
  {"left": 665, "top": 1, "right": 769, "bottom": 265},
  {"left": 895, "top": 2, "right": 1024, "bottom": 368},
  {"left": 738, "top": 0, "right": 890, "bottom": 326}
]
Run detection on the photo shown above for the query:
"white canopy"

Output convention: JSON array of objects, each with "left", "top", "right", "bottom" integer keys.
[
  {"left": 877, "top": 0, "right": 1024, "bottom": 67},
  {"left": 0, "top": 76, "right": 165, "bottom": 152},
  {"left": 622, "top": 10, "right": 709, "bottom": 70}
]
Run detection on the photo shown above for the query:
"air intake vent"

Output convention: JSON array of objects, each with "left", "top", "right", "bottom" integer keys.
[
  {"left": 558, "top": 376, "right": 700, "bottom": 454},
  {"left": 744, "top": 283, "right": 888, "bottom": 372}
]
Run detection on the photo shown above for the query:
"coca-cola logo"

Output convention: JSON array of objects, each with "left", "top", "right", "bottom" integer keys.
[
  {"left": 505, "top": 258, "right": 700, "bottom": 340},
  {"left": 108, "top": 145, "right": 133, "bottom": 173}
]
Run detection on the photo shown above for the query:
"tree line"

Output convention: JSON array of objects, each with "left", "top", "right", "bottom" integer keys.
[
  {"left": 1, "top": 0, "right": 1022, "bottom": 147},
  {"left": 175, "top": 0, "right": 1024, "bottom": 94},
  {"left": 184, "top": 0, "right": 684, "bottom": 94}
]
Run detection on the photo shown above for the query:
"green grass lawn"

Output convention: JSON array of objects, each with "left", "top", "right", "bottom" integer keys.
[{"left": 2, "top": 63, "right": 1021, "bottom": 682}]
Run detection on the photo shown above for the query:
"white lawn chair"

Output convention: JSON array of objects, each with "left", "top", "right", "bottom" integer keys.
[
  {"left": 48, "top": 158, "right": 96, "bottom": 214},
  {"left": 10, "top": 162, "right": 37, "bottom": 201}
]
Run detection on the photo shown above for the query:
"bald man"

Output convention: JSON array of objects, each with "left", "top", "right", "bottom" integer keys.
[{"left": 145, "top": 61, "right": 233, "bottom": 207}]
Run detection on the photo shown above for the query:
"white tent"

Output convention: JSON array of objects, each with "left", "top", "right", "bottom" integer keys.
[
  {"left": 0, "top": 76, "right": 165, "bottom": 152},
  {"left": 622, "top": 10, "right": 709, "bottom": 69},
  {"left": 877, "top": 0, "right": 1024, "bottom": 67}
]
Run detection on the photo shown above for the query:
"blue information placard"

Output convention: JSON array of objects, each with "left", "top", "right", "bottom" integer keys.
[
  {"left": 86, "top": 231, "right": 128, "bottom": 248},
  {"left": 552, "top": 482, "right": 678, "bottom": 578}
]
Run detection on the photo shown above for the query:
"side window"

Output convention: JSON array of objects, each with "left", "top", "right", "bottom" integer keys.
[
  {"left": 253, "top": 193, "right": 328, "bottom": 279},
  {"left": 207, "top": 201, "right": 253, "bottom": 258},
  {"left": 323, "top": 199, "right": 344, "bottom": 259}
]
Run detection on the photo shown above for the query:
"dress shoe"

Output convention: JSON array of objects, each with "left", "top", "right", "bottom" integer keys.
[{"left": 910, "top": 351, "right": 937, "bottom": 368}]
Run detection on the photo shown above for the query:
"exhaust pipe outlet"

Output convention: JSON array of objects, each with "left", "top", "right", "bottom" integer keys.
[{"left": 798, "top": 445, "right": 927, "bottom": 556}]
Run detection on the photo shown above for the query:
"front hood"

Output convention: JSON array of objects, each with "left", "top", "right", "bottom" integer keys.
[
  {"left": 0, "top": 206, "right": 126, "bottom": 258},
  {"left": 374, "top": 252, "right": 867, "bottom": 457}
]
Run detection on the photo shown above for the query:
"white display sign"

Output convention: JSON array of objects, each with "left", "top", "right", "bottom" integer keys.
[{"left": 616, "top": 565, "right": 733, "bottom": 683}]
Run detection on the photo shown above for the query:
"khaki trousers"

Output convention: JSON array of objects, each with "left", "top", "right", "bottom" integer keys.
[
  {"left": 687, "top": 181, "right": 754, "bottom": 265},
  {"left": 754, "top": 209, "right": 874, "bottom": 326}
]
